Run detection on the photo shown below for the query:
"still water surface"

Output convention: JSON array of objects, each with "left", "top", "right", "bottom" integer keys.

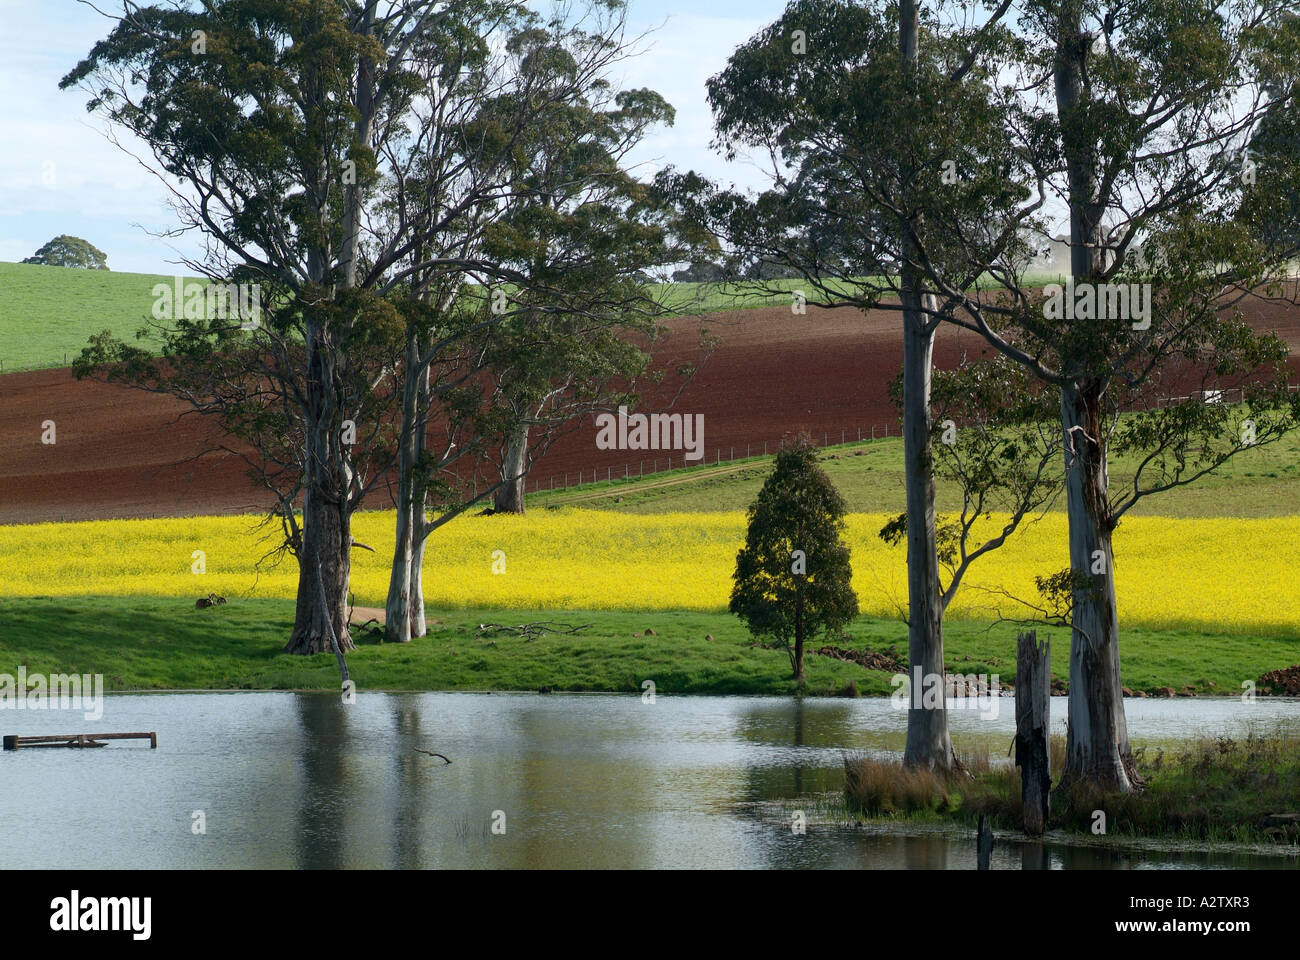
[{"left": 3, "top": 693, "right": 1297, "bottom": 869}]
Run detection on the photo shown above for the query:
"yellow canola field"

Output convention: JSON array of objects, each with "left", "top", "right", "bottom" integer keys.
[{"left": 1, "top": 510, "right": 1295, "bottom": 635}]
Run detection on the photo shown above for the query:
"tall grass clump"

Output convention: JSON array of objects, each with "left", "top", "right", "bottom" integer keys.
[{"left": 847, "top": 731, "right": 1300, "bottom": 843}]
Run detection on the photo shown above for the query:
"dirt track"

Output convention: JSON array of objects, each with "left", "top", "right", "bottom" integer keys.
[{"left": 2, "top": 299, "right": 1298, "bottom": 525}]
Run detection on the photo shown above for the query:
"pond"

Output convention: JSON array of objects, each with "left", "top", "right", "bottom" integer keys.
[{"left": 3, "top": 693, "right": 1297, "bottom": 869}]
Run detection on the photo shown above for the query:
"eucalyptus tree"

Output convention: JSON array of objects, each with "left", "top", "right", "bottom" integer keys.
[
  {"left": 64, "top": 0, "right": 415, "bottom": 656},
  {"left": 663, "top": 0, "right": 1044, "bottom": 771},
  {"left": 372, "top": 5, "right": 706, "bottom": 641},
  {"left": 480, "top": 60, "right": 688, "bottom": 516},
  {"left": 903, "top": 0, "right": 1300, "bottom": 791},
  {"left": 1240, "top": 31, "right": 1300, "bottom": 259},
  {"left": 63, "top": 0, "right": 659, "bottom": 656}
]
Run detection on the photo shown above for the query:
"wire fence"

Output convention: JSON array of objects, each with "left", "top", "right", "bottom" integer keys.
[
  {"left": 531, "top": 422, "right": 897, "bottom": 493},
  {"left": 1151, "top": 383, "right": 1300, "bottom": 407},
  {"left": 532, "top": 382, "right": 1300, "bottom": 493}
]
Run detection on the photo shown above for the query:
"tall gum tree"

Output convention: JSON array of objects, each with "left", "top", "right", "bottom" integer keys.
[
  {"left": 64, "top": 0, "right": 413, "bottom": 656},
  {"left": 365, "top": 3, "right": 708, "bottom": 641},
  {"left": 908, "top": 0, "right": 1300, "bottom": 791},
  {"left": 480, "top": 64, "right": 697, "bottom": 516},
  {"left": 61, "top": 0, "right": 669, "bottom": 651},
  {"left": 663, "top": 0, "right": 1042, "bottom": 771}
]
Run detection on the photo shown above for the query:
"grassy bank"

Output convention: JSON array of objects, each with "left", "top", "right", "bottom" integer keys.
[
  {"left": 844, "top": 733, "right": 1300, "bottom": 844},
  {"left": 0, "top": 596, "right": 1296, "bottom": 695}
]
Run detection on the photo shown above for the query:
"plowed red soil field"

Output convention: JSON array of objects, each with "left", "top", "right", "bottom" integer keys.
[{"left": 3, "top": 299, "right": 1298, "bottom": 524}]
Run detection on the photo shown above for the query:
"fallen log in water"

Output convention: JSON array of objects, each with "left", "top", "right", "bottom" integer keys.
[{"left": 3, "top": 732, "right": 157, "bottom": 750}]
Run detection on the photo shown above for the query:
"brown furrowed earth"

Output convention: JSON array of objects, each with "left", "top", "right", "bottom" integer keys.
[{"left": 2, "top": 299, "right": 1298, "bottom": 525}]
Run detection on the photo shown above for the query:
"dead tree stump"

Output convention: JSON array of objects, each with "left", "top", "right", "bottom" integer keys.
[
  {"left": 976, "top": 814, "right": 993, "bottom": 870},
  {"left": 1015, "top": 630, "right": 1051, "bottom": 835}
]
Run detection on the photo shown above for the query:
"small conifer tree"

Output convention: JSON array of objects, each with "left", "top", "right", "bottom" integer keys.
[{"left": 730, "top": 434, "right": 859, "bottom": 683}]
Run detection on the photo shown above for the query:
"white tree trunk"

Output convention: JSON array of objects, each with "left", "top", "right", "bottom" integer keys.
[
  {"left": 901, "top": 286, "right": 958, "bottom": 771},
  {"left": 385, "top": 501, "right": 413, "bottom": 643},
  {"left": 409, "top": 360, "right": 431, "bottom": 639},
  {"left": 896, "top": 0, "right": 956, "bottom": 772},
  {"left": 1058, "top": 383, "right": 1137, "bottom": 792},
  {"left": 494, "top": 422, "right": 530, "bottom": 514},
  {"left": 340, "top": 4, "right": 376, "bottom": 289},
  {"left": 384, "top": 334, "right": 421, "bottom": 642},
  {"left": 410, "top": 519, "right": 428, "bottom": 639}
]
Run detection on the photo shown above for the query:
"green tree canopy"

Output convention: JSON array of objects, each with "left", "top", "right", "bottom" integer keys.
[
  {"left": 23, "top": 235, "right": 109, "bottom": 269},
  {"left": 730, "top": 435, "right": 859, "bottom": 683}
]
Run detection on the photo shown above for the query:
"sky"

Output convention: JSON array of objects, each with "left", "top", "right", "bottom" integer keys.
[{"left": 0, "top": 0, "right": 783, "bottom": 275}]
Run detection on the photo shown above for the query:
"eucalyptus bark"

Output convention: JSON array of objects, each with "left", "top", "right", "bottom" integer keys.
[
  {"left": 287, "top": 465, "right": 355, "bottom": 654},
  {"left": 385, "top": 333, "right": 421, "bottom": 643},
  {"left": 386, "top": 334, "right": 434, "bottom": 643},
  {"left": 1057, "top": 383, "right": 1136, "bottom": 792},
  {"left": 286, "top": 154, "right": 355, "bottom": 654},
  {"left": 898, "top": 0, "right": 957, "bottom": 772},
  {"left": 287, "top": 12, "right": 376, "bottom": 655},
  {"left": 285, "top": 322, "right": 355, "bottom": 654},
  {"left": 493, "top": 422, "right": 530, "bottom": 514},
  {"left": 340, "top": 2, "right": 376, "bottom": 289},
  {"left": 409, "top": 515, "right": 429, "bottom": 638},
  {"left": 409, "top": 355, "right": 432, "bottom": 639},
  {"left": 900, "top": 282, "right": 956, "bottom": 771}
]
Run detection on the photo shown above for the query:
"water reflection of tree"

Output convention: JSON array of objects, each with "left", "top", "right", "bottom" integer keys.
[
  {"left": 389, "top": 696, "right": 426, "bottom": 868},
  {"left": 736, "top": 699, "right": 858, "bottom": 803},
  {"left": 506, "top": 700, "right": 663, "bottom": 869},
  {"left": 293, "top": 693, "right": 352, "bottom": 869}
]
